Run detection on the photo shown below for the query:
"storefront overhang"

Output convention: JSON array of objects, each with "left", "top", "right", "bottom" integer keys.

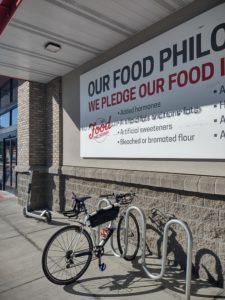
[
  {"left": 0, "top": 0, "right": 224, "bottom": 84},
  {"left": 0, "top": 0, "right": 201, "bottom": 83}
]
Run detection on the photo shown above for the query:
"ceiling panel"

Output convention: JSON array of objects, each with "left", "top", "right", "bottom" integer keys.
[
  {"left": 0, "top": 47, "right": 72, "bottom": 77},
  {"left": 11, "top": 0, "right": 127, "bottom": 49},
  {"left": 1, "top": 25, "right": 96, "bottom": 65},
  {"left": 0, "top": 63, "right": 52, "bottom": 82},
  {"left": 0, "top": 0, "right": 195, "bottom": 83}
]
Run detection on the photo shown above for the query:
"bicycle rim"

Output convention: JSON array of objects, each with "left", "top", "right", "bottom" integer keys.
[
  {"left": 117, "top": 213, "right": 140, "bottom": 261},
  {"left": 42, "top": 225, "right": 93, "bottom": 285}
]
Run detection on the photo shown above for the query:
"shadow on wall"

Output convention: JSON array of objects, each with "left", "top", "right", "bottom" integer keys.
[
  {"left": 45, "top": 78, "right": 63, "bottom": 167},
  {"left": 195, "top": 249, "right": 224, "bottom": 287},
  {"left": 147, "top": 209, "right": 224, "bottom": 288},
  {"left": 45, "top": 172, "right": 66, "bottom": 212}
]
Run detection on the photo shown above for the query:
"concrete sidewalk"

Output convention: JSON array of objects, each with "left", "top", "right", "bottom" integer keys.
[{"left": 0, "top": 195, "right": 224, "bottom": 300}]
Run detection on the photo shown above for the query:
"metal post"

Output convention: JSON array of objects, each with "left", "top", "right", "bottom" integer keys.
[
  {"left": 97, "top": 198, "right": 112, "bottom": 209},
  {"left": 109, "top": 206, "right": 143, "bottom": 258}
]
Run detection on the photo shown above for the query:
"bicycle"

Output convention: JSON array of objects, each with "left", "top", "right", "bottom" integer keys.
[{"left": 42, "top": 192, "right": 140, "bottom": 285}]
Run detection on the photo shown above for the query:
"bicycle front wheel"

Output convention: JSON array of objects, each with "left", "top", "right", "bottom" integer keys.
[
  {"left": 42, "top": 225, "right": 93, "bottom": 285},
  {"left": 117, "top": 212, "right": 140, "bottom": 261}
]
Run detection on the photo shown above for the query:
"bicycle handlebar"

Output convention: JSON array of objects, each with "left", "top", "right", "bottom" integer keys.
[
  {"left": 99, "top": 193, "right": 114, "bottom": 198},
  {"left": 99, "top": 192, "right": 135, "bottom": 204}
]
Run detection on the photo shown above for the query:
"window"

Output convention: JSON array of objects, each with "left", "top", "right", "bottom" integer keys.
[
  {"left": 0, "top": 112, "right": 10, "bottom": 128},
  {"left": 0, "top": 108, "right": 18, "bottom": 129},
  {"left": 12, "top": 80, "right": 18, "bottom": 103},
  {"left": 1, "top": 81, "right": 10, "bottom": 108},
  {"left": 0, "top": 79, "right": 18, "bottom": 129},
  {"left": 11, "top": 107, "right": 18, "bottom": 125}
]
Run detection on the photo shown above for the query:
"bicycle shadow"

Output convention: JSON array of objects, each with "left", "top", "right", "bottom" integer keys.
[
  {"left": 146, "top": 221, "right": 190, "bottom": 271},
  {"left": 63, "top": 265, "right": 164, "bottom": 298},
  {"left": 63, "top": 253, "right": 224, "bottom": 299},
  {"left": 194, "top": 248, "right": 224, "bottom": 288}
]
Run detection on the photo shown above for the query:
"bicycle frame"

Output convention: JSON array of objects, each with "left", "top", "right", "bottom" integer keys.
[
  {"left": 66, "top": 194, "right": 137, "bottom": 262},
  {"left": 70, "top": 198, "right": 116, "bottom": 254}
]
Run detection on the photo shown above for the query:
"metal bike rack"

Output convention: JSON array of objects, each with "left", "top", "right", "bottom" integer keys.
[
  {"left": 110, "top": 205, "right": 193, "bottom": 300},
  {"left": 95, "top": 199, "right": 193, "bottom": 300},
  {"left": 97, "top": 198, "right": 112, "bottom": 209}
]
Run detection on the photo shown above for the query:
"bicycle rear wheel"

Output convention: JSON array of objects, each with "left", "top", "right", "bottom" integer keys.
[
  {"left": 117, "top": 212, "right": 140, "bottom": 261},
  {"left": 42, "top": 225, "right": 93, "bottom": 285}
]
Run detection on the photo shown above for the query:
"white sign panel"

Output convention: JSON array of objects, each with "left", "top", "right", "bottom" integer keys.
[{"left": 80, "top": 4, "right": 225, "bottom": 159}]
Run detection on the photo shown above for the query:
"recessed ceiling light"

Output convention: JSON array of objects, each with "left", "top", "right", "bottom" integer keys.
[{"left": 44, "top": 42, "right": 61, "bottom": 53}]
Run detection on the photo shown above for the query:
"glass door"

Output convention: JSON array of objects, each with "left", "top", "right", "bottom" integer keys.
[{"left": 3, "top": 137, "right": 17, "bottom": 192}]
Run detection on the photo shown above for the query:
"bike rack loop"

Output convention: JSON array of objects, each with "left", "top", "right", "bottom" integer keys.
[{"left": 110, "top": 205, "right": 193, "bottom": 300}]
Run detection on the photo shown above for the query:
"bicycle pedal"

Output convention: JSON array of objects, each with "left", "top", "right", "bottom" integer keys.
[{"left": 99, "top": 263, "right": 106, "bottom": 272}]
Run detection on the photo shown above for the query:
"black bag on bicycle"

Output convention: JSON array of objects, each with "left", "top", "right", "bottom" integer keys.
[{"left": 88, "top": 204, "right": 120, "bottom": 228}]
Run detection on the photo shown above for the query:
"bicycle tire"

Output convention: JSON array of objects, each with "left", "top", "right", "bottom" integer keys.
[
  {"left": 117, "top": 212, "right": 140, "bottom": 261},
  {"left": 42, "top": 225, "right": 93, "bottom": 285}
]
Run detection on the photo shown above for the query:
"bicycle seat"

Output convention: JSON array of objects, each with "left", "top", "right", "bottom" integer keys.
[{"left": 76, "top": 196, "right": 91, "bottom": 202}]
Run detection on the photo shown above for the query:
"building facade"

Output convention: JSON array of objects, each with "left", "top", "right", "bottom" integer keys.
[{"left": 12, "top": 0, "right": 225, "bottom": 288}]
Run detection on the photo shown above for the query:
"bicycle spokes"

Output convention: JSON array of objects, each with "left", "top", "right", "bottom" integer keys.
[{"left": 42, "top": 226, "right": 93, "bottom": 285}]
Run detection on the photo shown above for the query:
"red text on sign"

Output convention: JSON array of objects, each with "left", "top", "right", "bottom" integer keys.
[
  {"left": 89, "top": 116, "right": 112, "bottom": 139},
  {"left": 168, "top": 62, "right": 214, "bottom": 90}
]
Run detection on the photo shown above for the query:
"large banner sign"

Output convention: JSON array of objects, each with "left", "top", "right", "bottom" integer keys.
[{"left": 80, "top": 4, "right": 225, "bottom": 158}]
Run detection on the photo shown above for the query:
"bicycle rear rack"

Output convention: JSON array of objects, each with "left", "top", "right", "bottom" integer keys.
[{"left": 96, "top": 199, "right": 193, "bottom": 300}]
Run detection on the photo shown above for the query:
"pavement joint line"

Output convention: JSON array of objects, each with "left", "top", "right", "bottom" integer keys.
[
  {"left": 0, "top": 215, "right": 67, "bottom": 234},
  {"left": 0, "top": 223, "right": 57, "bottom": 240},
  {"left": 0, "top": 215, "right": 45, "bottom": 252},
  {"left": 0, "top": 234, "right": 21, "bottom": 240},
  {"left": 0, "top": 275, "right": 46, "bottom": 295},
  {"left": 25, "top": 226, "right": 60, "bottom": 236},
  {"left": 0, "top": 212, "right": 23, "bottom": 217},
  {"left": 0, "top": 217, "right": 61, "bottom": 237}
]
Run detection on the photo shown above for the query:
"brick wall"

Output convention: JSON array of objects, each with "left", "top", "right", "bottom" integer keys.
[
  {"left": 17, "top": 78, "right": 62, "bottom": 210},
  {"left": 29, "top": 82, "right": 46, "bottom": 166},
  {"left": 18, "top": 80, "right": 30, "bottom": 166},
  {"left": 17, "top": 80, "right": 46, "bottom": 166}
]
